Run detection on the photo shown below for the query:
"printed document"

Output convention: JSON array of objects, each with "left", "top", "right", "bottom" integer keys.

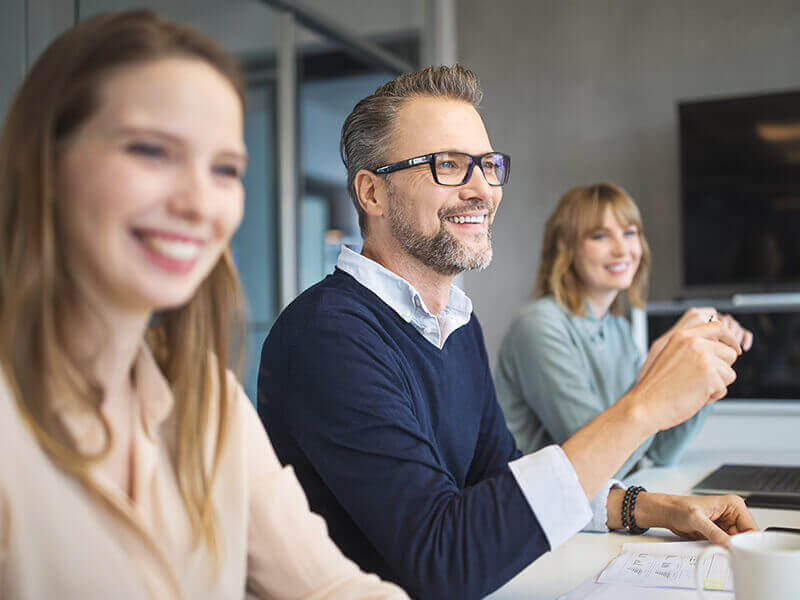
[{"left": 597, "top": 541, "right": 733, "bottom": 591}]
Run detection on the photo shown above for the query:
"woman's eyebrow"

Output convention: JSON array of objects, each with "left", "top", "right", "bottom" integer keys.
[
  {"left": 219, "top": 149, "right": 249, "bottom": 167},
  {"left": 114, "top": 125, "right": 181, "bottom": 141},
  {"left": 113, "top": 126, "right": 248, "bottom": 163}
]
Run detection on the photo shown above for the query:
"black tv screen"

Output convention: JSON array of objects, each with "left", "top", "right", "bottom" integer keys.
[{"left": 679, "top": 89, "right": 800, "bottom": 289}]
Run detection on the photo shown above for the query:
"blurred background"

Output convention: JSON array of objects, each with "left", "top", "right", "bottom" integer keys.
[
  {"left": 2, "top": 2, "right": 799, "bottom": 430},
  {"left": 1, "top": 0, "right": 453, "bottom": 400}
]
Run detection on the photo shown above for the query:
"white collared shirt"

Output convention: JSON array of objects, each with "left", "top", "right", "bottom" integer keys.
[
  {"left": 337, "top": 245, "right": 472, "bottom": 348},
  {"left": 0, "top": 345, "right": 408, "bottom": 599},
  {"left": 335, "top": 245, "right": 621, "bottom": 547}
]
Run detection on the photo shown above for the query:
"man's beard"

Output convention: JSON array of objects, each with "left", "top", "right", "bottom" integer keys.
[{"left": 385, "top": 181, "right": 494, "bottom": 276}]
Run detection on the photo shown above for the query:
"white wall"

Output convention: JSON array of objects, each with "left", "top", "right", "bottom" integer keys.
[{"left": 458, "top": 0, "right": 800, "bottom": 365}]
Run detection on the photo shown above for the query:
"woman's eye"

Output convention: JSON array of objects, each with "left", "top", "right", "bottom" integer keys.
[
  {"left": 624, "top": 228, "right": 638, "bottom": 237},
  {"left": 212, "top": 164, "right": 241, "bottom": 179},
  {"left": 440, "top": 161, "right": 456, "bottom": 170},
  {"left": 591, "top": 232, "right": 607, "bottom": 240},
  {"left": 127, "top": 142, "right": 166, "bottom": 158}
]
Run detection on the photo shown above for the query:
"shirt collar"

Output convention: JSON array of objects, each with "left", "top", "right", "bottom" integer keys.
[
  {"left": 579, "top": 301, "right": 612, "bottom": 341},
  {"left": 54, "top": 343, "right": 175, "bottom": 454},
  {"left": 336, "top": 245, "right": 473, "bottom": 346}
]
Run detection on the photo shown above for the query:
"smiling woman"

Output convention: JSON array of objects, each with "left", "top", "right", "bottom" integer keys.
[
  {"left": 494, "top": 182, "right": 753, "bottom": 480},
  {"left": 0, "top": 9, "right": 405, "bottom": 599}
]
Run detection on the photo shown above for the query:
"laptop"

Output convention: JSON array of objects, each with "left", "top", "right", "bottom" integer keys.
[{"left": 693, "top": 464, "right": 800, "bottom": 509}]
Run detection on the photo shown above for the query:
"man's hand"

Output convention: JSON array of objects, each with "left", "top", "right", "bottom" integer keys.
[
  {"left": 629, "top": 492, "right": 759, "bottom": 546},
  {"left": 627, "top": 322, "right": 742, "bottom": 432},
  {"left": 564, "top": 323, "right": 742, "bottom": 501},
  {"left": 719, "top": 313, "right": 754, "bottom": 352},
  {"left": 638, "top": 308, "right": 753, "bottom": 381}
]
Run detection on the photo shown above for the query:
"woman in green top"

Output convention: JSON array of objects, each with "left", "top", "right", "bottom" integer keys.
[{"left": 495, "top": 182, "right": 753, "bottom": 480}]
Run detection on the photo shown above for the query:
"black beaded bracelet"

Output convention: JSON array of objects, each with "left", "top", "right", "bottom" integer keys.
[{"left": 622, "top": 486, "right": 649, "bottom": 535}]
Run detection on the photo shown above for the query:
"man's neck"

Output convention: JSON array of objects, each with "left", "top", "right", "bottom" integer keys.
[{"left": 360, "top": 241, "right": 455, "bottom": 316}]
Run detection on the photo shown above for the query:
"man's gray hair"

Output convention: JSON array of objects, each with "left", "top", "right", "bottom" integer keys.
[{"left": 339, "top": 64, "right": 483, "bottom": 236}]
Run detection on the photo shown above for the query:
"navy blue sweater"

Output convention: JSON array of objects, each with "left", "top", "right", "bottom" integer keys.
[{"left": 258, "top": 270, "right": 550, "bottom": 599}]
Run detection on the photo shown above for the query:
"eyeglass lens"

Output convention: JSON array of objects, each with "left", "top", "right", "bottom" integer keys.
[{"left": 433, "top": 152, "right": 508, "bottom": 186}]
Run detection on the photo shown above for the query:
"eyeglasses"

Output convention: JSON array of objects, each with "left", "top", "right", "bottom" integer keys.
[{"left": 373, "top": 151, "right": 511, "bottom": 187}]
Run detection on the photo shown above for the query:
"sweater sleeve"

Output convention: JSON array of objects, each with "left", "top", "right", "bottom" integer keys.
[{"left": 278, "top": 312, "right": 550, "bottom": 600}]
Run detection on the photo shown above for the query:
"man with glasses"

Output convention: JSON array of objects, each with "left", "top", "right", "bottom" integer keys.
[{"left": 258, "top": 65, "right": 753, "bottom": 600}]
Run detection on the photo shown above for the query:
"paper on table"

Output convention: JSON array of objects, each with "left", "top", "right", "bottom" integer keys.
[
  {"left": 558, "top": 578, "right": 734, "bottom": 600},
  {"left": 596, "top": 541, "right": 733, "bottom": 591}
]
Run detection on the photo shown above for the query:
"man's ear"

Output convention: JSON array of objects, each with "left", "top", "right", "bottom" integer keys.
[{"left": 354, "top": 169, "right": 388, "bottom": 219}]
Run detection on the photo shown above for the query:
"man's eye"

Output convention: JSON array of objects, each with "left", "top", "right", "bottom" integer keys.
[
  {"left": 127, "top": 142, "right": 165, "bottom": 158},
  {"left": 213, "top": 164, "right": 241, "bottom": 178}
]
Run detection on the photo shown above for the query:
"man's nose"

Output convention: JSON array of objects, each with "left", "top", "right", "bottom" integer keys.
[{"left": 461, "top": 162, "right": 493, "bottom": 201}]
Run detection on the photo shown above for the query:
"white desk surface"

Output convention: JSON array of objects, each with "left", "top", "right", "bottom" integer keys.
[{"left": 486, "top": 451, "right": 800, "bottom": 600}]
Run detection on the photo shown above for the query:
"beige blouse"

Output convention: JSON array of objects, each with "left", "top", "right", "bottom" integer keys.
[{"left": 0, "top": 346, "right": 407, "bottom": 599}]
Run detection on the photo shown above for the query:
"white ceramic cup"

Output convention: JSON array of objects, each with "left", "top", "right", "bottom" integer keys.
[{"left": 695, "top": 530, "right": 800, "bottom": 599}]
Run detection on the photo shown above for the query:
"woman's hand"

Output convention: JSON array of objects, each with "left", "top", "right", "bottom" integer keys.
[{"left": 609, "top": 489, "right": 759, "bottom": 546}]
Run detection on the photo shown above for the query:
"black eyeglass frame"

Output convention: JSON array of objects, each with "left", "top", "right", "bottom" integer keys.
[{"left": 372, "top": 151, "right": 511, "bottom": 187}]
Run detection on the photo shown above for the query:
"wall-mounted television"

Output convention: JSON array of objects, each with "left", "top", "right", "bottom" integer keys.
[{"left": 679, "top": 89, "right": 800, "bottom": 291}]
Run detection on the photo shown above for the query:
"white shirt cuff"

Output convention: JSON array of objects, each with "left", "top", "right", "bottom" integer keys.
[
  {"left": 508, "top": 445, "right": 592, "bottom": 551},
  {"left": 584, "top": 479, "right": 624, "bottom": 532}
]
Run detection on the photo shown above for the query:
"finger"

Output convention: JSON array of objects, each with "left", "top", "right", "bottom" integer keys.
[
  {"left": 698, "top": 337, "right": 739, "bottom": 366},
  {"left": 721, "top": 316, "right": 743, "bottom": 340},
  {"left": 684, "top": 308, "right": 717, "bottom": 328},
  {"left": 689, "top": 323, "right": 742, "bottom": 354},
  {"left": 742, "top": 329, "right": 754, "bottom": 352},
  {"left": 706, "top": 362, "right": 735, "bottom": 403},
  {"left": 732, "top": 498, "right": 759, "bottom": 532},
  {"left": 694, "top": 516, "right": 731, "bottom": 546},
  {"left": 716, "top": 361, "right": 737, "bottom": 387}
]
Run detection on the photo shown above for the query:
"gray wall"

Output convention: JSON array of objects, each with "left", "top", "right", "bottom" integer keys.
[
  {"left": 458, "top": 0, "right": 800, "bottom": 364},
  {"left": 0, "top": 0, "right": 27, "bottom": 121}
]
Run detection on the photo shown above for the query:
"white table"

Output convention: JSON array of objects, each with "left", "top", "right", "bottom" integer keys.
[{"left": 486, "top": 451, "right": 800, "bottom": 600}]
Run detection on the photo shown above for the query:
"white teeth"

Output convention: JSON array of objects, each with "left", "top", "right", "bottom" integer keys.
[
  {"left": 141, "top": 236, "right": 202, "bottom": 260},
  {"left": 446, "top": 215, "right": 486, "bottom": 224},
  {"left": 606, "top": 263, "right": 629, "bottom": 273}
]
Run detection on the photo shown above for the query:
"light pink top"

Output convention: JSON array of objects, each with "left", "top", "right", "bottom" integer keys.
[{"left": 0, "top": 345, "right": 407, "bottom": 599}]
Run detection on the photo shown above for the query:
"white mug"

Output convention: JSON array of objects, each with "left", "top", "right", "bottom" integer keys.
[{"left": 695, "top": 530, "right": 800, "bottom": 600}]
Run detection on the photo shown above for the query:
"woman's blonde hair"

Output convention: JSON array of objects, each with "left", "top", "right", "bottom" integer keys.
[
  {"left": 0, "top": 11, "right": 245, "bottom": 561},
  {"left": 534, "top": 182, "right": 651, "bottom": 317}
]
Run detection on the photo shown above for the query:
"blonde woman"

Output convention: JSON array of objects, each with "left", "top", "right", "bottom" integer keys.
[
  {"left": 0, "top": 11, "right": 405, "bottom": 599},
  {"left": 495, "top": 183, "right": 753, "bottom": 479}
]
